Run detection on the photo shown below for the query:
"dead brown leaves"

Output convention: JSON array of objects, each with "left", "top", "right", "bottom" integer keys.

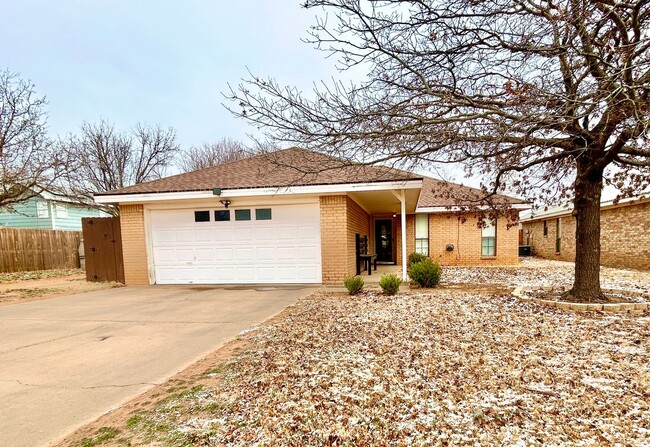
[{"left": 133, "top": 287, "right": 650, "bottom": 446}]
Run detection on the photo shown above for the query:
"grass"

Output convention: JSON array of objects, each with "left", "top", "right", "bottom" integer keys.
[
  {"left": 1, "top": 287, "right": 60, "bottom": 297},
  {"left": 0, "top": 268, "right": 83, "bottom": 282},
  {"left": 79, "top": 427, "right": 119, "bottom": 447}
]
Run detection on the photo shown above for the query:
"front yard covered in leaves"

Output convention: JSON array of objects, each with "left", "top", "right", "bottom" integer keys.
[{"left": 104, "top": 277, "right": 649, "bottom": 446}]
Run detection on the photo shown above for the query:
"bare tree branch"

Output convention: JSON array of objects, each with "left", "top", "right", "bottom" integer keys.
[
  {"left": 0, "top": 70, "right": 59, "bottom": 209},
  {"left": 56, "top": 120, "right": 179, "bottom": 215}
]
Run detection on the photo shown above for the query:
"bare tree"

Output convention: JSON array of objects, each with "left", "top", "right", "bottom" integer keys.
[
  {"left": 227, "top": 0, "right": 650, "bottom": 302},
  {"left": 0, "top": 70, "right": 59, "bottom": 209},
  {"left": 58, "top": 120, "right": 179, "bottom": 215},
  {"left": 177, "top": 138, "right": 249, "bottom": 172}
]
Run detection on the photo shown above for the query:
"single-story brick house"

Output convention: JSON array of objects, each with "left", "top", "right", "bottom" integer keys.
[
  {"left": 520, "top": 196, "right": 650, "bottom": 271},
  {"left": 94, "top": 148, "right": 527, "bottom": 285}
]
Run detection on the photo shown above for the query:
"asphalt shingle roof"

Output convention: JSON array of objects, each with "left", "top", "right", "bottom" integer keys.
[
  {"left": 95, "top": 147, "right": 525, "bottom": 207},
  {"left": 95, "top": 148, "right": 419, "bottom": 196}
]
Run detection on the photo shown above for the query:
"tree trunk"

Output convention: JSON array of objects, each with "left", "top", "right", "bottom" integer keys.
[{"left": 567, "top": 155, "right": 604, "bottom": 302}]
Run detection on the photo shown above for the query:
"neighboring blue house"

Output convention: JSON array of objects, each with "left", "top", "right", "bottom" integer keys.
[{"left": 0, "top": 190, "right": 107, "bottom": 231}]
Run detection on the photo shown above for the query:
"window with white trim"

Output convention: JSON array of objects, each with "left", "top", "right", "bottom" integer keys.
[
  {"left": 36, "top": 201, "right": 49, "bottom": 218},
  {"left": 481, "top": 218, "right": 496, "bottom": 256},
  {"left": 55, "top": 204, "right": 68, "bottom": 218},
  {"left": 555, "top": 218, "right": 561, "bottom": 253},
  {"left": 415, "top": 214, "right": 429, "bottom": 256}
]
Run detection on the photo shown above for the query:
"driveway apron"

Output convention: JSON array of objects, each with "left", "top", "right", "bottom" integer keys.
[{"left": 0, "top": 285, "right": 311, "bottom": 447}]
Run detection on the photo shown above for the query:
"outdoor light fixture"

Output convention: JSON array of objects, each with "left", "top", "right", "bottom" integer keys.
[{"left": 219, "top": 200, "right": 231, "bottom": 208}]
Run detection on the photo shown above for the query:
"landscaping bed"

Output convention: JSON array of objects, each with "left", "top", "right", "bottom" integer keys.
[{"left": 56, "top": 288, "right": 650, "bottom": 447}]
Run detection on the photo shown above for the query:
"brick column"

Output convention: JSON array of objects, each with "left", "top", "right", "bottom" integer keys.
[
  {"left": 319, "top": 196, "right": 348, "bottom": 284},
  {"left": 119, "top": 204, "right": 150, "bottom": 285}
]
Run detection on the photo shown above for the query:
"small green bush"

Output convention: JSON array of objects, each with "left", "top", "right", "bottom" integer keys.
[
  {"left": 344, "top": 276, "right": 365, "bottom": 295},
  {"left": 409, "top": 258, "right": 442, "bottom": 288},
  {"left": 407, "top": 252, "right": 428, "bottom": 271},
  {"left": 379, "top": 273, "right": 402, "bottom": 295}
]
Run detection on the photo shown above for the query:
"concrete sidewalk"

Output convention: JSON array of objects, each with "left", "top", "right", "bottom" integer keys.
[{"left": 0, "top": 285, "right": 312, "bottom": 447}]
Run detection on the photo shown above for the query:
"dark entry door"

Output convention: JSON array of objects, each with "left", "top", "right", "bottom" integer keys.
[{"left": 375, "top": 219, "right": 393, "bottom": 263}]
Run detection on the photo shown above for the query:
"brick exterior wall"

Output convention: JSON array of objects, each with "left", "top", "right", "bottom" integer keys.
[
  {"left": 522, "top": 215, "right": 575, "bottom": 263},
  {"left": 119, "top": 204, "right": 150, "bottom": 285},
  {"left": 319, "top": 195, "right": 371, "bottom": 284},
  {"left": 346, "top": 197, "right": 371, "bottom": 275},
  {"left": 319, "top": 196, "right": 349, "bottom": 284},
  {"left": 427, "top": 213, "right": 519, "bottom": 266},
  {"left": 523, "top": 200, "right": 650, "bottom": 271}
]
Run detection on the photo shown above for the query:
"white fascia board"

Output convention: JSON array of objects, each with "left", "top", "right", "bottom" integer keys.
[
  {"left": 94, "top": 180, "right": 423, "bottom": 204},
  {"left": 519, "top": 210, "right": 572, "bottom": 222},
  {"left": 416, "top": 203, "right": 530, "bottom": 213}
]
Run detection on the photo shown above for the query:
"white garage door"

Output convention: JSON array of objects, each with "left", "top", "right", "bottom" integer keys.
[{"left": 150, "top": 203, "right": 322, "bottom": 284}]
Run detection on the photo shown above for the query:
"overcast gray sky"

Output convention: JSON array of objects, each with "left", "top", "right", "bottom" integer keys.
[{"left": 2, "top": 1, "right": 345, "bottom": 148}]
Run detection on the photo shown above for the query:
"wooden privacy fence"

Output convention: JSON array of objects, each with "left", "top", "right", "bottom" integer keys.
[{"left": 0, "top": 227, "right": 81, "bottom": 273}]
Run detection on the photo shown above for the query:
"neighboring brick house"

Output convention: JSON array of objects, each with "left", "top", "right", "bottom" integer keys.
[
  {"left": 520, "top": 197, "right": 650, "bottom": 271},
  {"left": 94, "top": 148, "right": 527, "bottom": 285}
]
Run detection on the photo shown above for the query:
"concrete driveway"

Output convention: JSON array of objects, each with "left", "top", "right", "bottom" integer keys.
[{"left": 0, "top": 285, "right": 312, "bottom": 447}]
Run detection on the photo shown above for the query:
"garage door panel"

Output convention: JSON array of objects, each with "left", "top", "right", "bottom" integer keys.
[
  {"left": 154, "top": 248, "right": 180, "bottom": 263},
  {"left": 213, "top": 228, "right": 234, "bottom": 241},
  {"left": 234, "top": 227, "right": 254, "bottom": 239},
  {"left": 298, "top": 245, "right": 320, "bottom": 260},
  {"left": 195, "top": 229, "right": 214, "bottom": 243},
  {"left": 215, "top": 248, "right": 234, "bottom": 261},
  {"left": 176, "top": 268, "right": 197, "bottom": 282},
  {"left": 256, "top": 247, "right": 275, "bottom": 261},
  {"left": 235, "top": 247, "right": 255, "bottom": 259},
  {"left": 195, "top": 248, "right": 216, "bottom": 262},
  {"left": 298, "top": 265, "right": 319, "bottom": 279},
  {"left": 150, "top": 203, "right": 321, "bottom": 284},
  {"left": 153, "top": 230, "right": 175, "bottom": 245},
  {"left": 275, "top": 227, "right": 296, "bottom": 240},
  {"left": 213, "top": 267, "right": 235, "bottom": 280},
  {"left": 195, "top": 268, "right": 217, "bottom": 281},
  {"left": 256, "top": 267, "right": 276, "bottom": 281},
  {"left": 277, "top": 247, "right": 296, "bottom": 260},
  {"left": 175, "top": 249, "right": 195, "bottom": 263},
  {"left": 175, "top": 230, "right": 195, "bottom": 243},
  {"left": 297, "top": 225, "right": 318, "bottom": 240}
]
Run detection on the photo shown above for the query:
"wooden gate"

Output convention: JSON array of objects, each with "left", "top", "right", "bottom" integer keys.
[{"left": 82, "top": 217, "right": 125, "bottom": 283}]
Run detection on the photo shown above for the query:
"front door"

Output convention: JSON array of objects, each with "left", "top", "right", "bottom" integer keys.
[{"left": 375, "top": 219, "right": 393, "bottom": 263}]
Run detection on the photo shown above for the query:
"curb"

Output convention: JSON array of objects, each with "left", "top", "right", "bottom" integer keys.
[{"left": 511, "top": 286, "right": 650, "bottom": 313}]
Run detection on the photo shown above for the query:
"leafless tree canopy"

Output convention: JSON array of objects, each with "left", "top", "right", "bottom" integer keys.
[
  {"left": 0, "top": 70, "right": 60, "bottom": 209},
  {"left": 177, "top": 138, "right": 249, "bottom": 172},
  {"left": 58, "top": 120, "right": 179, "bottom": 215},
  {"left": 228, "top": 1, "right": 650, "bottom": 300}
]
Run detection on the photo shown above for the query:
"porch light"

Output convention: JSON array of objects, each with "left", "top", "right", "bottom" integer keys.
[{"left": 219, "top": 200, "right": 231, "bottom": 208}]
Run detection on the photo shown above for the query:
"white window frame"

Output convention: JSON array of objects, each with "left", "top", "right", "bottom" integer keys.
[
  {"left": 36, "top": 201, "right": 49, "bottom": 218},
  {"left": 414, "top": 214, "right": 429, "bottom": 256},
  {"left": 481, "top": 218, "right": 497, "bottom": 257},
  {"left": 55, "top": 203, "right": 68, "bottom": 218}
]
